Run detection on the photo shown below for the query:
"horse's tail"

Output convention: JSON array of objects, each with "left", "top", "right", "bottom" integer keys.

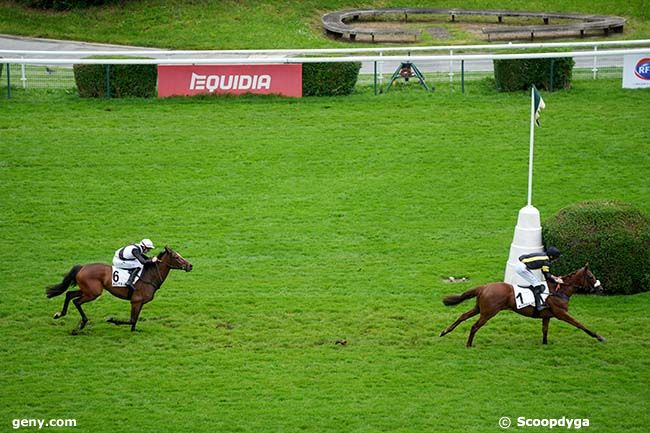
[
  {"left": 442, "top": 287, "right": 481, "bottom": 306},
  {"left": 46, "top": 265, "right": 82, "bottom": 298}
]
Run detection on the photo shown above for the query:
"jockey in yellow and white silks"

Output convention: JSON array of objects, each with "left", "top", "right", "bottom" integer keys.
[{"left": 514, "top": 246, "right": 564, "bottom": 311}]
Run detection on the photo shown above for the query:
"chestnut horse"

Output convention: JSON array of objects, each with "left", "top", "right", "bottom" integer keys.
[
  {"left": 439, "top": 265, "right": 605, "bottom": 346},
  {"left": 46, "top": 246, "right": 192, "bottom": 332}
]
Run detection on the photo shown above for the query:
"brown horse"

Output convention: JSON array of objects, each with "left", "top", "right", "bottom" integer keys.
[
  {"left": 439, "top": 265, "right": 605, "bottom": 347},
  {"left": 46, "top": 246, "right": 192, "bottom": 332}
]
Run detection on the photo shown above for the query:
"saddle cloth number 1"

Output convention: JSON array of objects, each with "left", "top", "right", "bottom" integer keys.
[{"left": 514, "top": 283, "right": 550, "bottom": 309}]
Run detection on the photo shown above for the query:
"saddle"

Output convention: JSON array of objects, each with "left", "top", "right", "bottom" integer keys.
[{"left": 514, "top": 283, "right": 550, "bottom": 310}]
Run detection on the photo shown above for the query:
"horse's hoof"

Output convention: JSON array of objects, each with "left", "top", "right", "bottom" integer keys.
[
  {"left": 53, "top": 312, "right": 61, "bottom": 320},
  {"left": 106, "top": 317, "right": 114, "bottom": 323},
  {"left": 598, "top": 336, "right": 607, "bottom": 343}
]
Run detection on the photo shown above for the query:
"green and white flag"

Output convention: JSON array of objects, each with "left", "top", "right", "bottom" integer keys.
[{"left": 533, "top": 85, "right": 545, "bottom": 126}]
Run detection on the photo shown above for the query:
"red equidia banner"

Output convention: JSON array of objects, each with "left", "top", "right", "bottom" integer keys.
[{"left": 157, "top": 64, "right": 302, "bottom": 97}]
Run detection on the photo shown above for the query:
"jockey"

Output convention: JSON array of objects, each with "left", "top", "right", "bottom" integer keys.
[
  {"left": 112, "top": 239, "right": 156, "bottom": 297},
  {"left": 514, "top": 246, "right": 564, "bottom": 311}
]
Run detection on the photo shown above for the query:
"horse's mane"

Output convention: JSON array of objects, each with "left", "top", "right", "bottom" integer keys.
[
  {"left": 143, "top": 250, "right": 167, "bottom": 270},
  {"left": 560, "top": 266, "right": 587, "bottom": 280}
]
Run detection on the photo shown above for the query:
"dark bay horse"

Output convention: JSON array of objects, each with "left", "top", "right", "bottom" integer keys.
[
  {"left": 439, "top": 265, "right": 605, "bottom": 347},
  {"left": 46, "top": 246, "right": 192, "bottom": 332}
]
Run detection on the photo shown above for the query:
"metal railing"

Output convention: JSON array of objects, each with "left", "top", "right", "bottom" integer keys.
[{"left": 2, "top": 39, "right": 649, "bottom": 97}]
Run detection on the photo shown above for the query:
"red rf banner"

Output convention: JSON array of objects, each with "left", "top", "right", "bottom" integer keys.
[{"left": 157, "top": 64, "right": 302, "bottom": 97}]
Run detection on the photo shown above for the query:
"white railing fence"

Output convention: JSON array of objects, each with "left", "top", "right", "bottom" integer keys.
[{"left": 2, "top": 39, "right": 649, "bottom": 96}]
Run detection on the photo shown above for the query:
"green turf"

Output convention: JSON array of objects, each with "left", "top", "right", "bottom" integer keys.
[
  {"left": 0, "top": 0, "right": 649, "bottom": 49},
  {"left": 1, "top": 79, "right": 648, "bottom": 432}
]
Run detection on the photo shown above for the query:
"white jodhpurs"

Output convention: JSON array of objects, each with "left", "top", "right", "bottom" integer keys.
[{"left": 514, "top": 261, "right": 542, "bottom": 286}]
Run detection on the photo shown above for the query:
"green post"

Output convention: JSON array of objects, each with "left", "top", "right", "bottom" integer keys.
[
  {"left": 374, "top": 61, "right": 377, "bottom": 95},
  {"left": 7, "top": 63, "right": 11, "bottom": 99},
  {"left": 105, "top": 64, "right": 111, "bottom": 98},
  {"left": 461, "top": 60, "right": 465, "bottom": 94},
  {"left": 549, "top": 60, "right": 555, "bottom": 92}
]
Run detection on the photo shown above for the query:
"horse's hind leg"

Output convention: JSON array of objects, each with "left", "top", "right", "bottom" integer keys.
[
  {"left": 72, "top": 293, "right": 99, "bottom": 330},
  {"left": 440, "top": 306, "right": 479, "bottom": 337},
  {"left": 466, "top": 310, "right": 499, "bottom": 347},
  {"left": 53, "top": 290, "right": 82, "bottom": 319}
]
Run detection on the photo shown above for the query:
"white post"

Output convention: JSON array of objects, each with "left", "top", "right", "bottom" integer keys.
[
  {"left": 592, "top": 45, "right": 599, "bottom": 80},
  {"left": 20, "top": 57, "right": 27, "bottom": 89},
  {"left": 378, "top": 51, "right": 384, "bottom": 88},
  {"left": 527, "top": 86, "right": 535, "bottom": 206},
  {"left": 448, "top": 49, "right": 454, "bottom": 88},
  {"left": 504, "top": 205, "right": 544, "bottom": 284},
  {"left": 505, "top": 86, "right": 544, "bottom": 284}
]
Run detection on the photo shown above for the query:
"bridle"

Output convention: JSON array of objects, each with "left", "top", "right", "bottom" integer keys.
[
  {"left": 156, "top": 257, "right": 186, "bottom": 270},
  {"left": 138, "top": 253, "right": 186, "bottom": 289},
  {"left": 548, "top": 269, "right": 600, "bottom": 302}
]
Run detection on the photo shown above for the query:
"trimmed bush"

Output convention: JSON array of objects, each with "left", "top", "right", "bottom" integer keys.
[
  {"left": 493, "top": 57, "right": 574, "bottom": 92},
  {"left": 543, "top": 200, "right": 650, "bottom": 295},
  {"left": 74, "top": 62, "right": 157, "bottom": 98},
  {"left": 302, "top": 62, "right": 361, "bottom": 96}
]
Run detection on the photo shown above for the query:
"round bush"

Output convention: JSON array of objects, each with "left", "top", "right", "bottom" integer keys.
[
  {"left": 543, "top": 200, "right": 650, "bottom": 295},
  {"left": 16, "top": 0, "right": 118, "bottom": 11}
]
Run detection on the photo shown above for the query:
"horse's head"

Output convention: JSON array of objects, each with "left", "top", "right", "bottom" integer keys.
[
  {"left": 159, "top": 246, "right": 193, "bottom": 272},
  {"left": 581, "top": 264, "right": 603, "bottom": 294},
  {"left": 563, "top": 264, "right": 602, "bottom": 295}
]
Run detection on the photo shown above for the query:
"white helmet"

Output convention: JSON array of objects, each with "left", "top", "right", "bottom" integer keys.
[{"left": 140, "top": 239, "right": 155, "bottom": 250}]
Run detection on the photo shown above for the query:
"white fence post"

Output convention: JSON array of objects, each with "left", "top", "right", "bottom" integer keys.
[
  {"left": 449, "top": 49, "right": 454, "bottom": 89},
  {"left": 20, "top": 57, "right": 27, "bottom": 89}
]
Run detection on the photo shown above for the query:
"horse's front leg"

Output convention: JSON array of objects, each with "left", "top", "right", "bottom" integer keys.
[
  {"left": 129, "top": 302, "right": 144, "bottom": 332},
  {"left": 542, "top": 317, "right": 550, "bottom": 345},
  {"left": 106, "top": 301, "right": 143, "bottom": 331},
  {"left": 554, "top": 310, "right": 605, "bottom": 342}
]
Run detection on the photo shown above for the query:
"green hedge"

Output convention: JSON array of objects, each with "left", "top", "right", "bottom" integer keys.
[
  {"left": 16, "top": 0, "right": 118, "bottom": 10},
  {"left": 73, "top": 62, "right": 157, "bottom": 98},
  {"left": 493, "top": 57, "right": 575, "bottom": 92},
  {"left": 302, "top": 62, "right": 361, "bottom": 96},
  {"left": 543, "top": 200, "right": 650, "bottom": 295}
]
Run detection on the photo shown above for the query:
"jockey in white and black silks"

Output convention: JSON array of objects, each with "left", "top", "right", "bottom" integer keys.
[
  {"left": 112, "top": 239, "right": 156, "bottom": 296},
  {"left": 514, "top": 246, "right": 564, "bottom": 311}
]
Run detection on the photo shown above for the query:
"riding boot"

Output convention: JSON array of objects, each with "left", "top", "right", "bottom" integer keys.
[
  {"left": 533, "top": 285, "right": 545, "bottom": 311},
  {"left": 126, "top": 271, "right": 138, "bottom": 299}
]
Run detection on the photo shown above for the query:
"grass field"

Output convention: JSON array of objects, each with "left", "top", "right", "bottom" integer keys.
[
  {"left": 1, "top": 79, "right": 649, "bottom": 432},
  {"left": 1, "top": 0, "right": 649, "bottom": 48}
]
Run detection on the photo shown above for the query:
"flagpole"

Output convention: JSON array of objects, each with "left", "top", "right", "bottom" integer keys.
[{"left": 527, "top": 86, "right": 535, "bottom": 206}]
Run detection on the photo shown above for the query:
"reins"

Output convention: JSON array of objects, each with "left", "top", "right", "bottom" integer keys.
[
  {"left": 547, "top": 270, "right": 592, "bottom": 302},
  {"left": 137, "top": 256, "right": 183, "bottom": 289}
]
